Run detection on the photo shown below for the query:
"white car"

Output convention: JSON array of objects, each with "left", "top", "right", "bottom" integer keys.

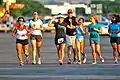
[
  {"left": 99, "top": 22, "right": 109, "bottom": 36},
  {"left": 42, "top": 19, "right": 55, "bottom": 32}
]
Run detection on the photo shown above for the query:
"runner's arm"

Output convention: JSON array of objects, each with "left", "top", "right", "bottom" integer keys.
[
  {"left": 35, "top": 25, "right": 44, "bottom": 30},
  {"left": 25, "top": 26, "right": 32, "bottom": 36},
  {"left": 12, "top": 27, "right": 17, "bottom": 36}
]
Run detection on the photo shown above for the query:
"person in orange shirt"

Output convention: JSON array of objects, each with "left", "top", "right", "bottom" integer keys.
[{"left": 0, "top": 10, "right": 9, "bottom": 22}]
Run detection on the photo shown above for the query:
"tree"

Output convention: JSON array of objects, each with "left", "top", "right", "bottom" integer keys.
[
  {"left": 10, "top": 0, "right": 51, "bottom": 18},
  {"left": 91, "top": 0, "right": 120, "bottom": 16}
]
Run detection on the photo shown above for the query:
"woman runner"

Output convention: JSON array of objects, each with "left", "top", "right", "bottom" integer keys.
[{"left": 12, "top": 17, "right": 31, "bottom": 66}]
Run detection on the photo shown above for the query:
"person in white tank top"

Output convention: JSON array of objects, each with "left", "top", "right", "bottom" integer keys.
[
  {"left": 16, "top": 29, "right": 28, "bottom": 40},
  {"left": 29, "top": 11, "right": 43, "bottom": 64},
  {"left": 12, "top": 17, "right": 32, "bottom": 66}
]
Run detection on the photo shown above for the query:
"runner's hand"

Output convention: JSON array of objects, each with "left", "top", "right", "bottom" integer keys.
[{"left": 12, "top": 33, "right": 16, "bottom": 36}]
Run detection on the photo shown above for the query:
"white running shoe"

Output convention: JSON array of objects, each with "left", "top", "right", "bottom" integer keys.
[
  {"left": 114, "top": 60, "right": 118, "bottom": 64},
  {"left": 32, "top": 60, "right": 36, "bottom": 65},
  {"left": 101, "top": 59, "right": 105, "bottom": 63},
  {"left": 38, "top": 58, "right": 41, "bottom": 64},
  {"left": 20, "top": 62, "right": 24, "bottom": 66},
  {"left": 92, "top": 62, "right": 97, "bottom": 64},
  {"left": 83, "top": 58, "right": 87, "bottom": 64}
]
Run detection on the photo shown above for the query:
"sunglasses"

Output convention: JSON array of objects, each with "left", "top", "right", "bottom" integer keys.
[
  {"left": 33, "top": 13, "right": 38, "bottom": 15},
  {"left": 68, "top": 12, "right": 73, "bottom": 14},
  {"left": 19, "top": 20, "right": 24, "bottom": 22}
]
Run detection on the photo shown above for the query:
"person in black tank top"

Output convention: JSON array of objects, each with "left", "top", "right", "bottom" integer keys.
[
  {"left": 64, "top": 9, "right": 78, "bottom": 64},
  {"left": 50, "top": 13, "right": 66, "bottom": 65}
]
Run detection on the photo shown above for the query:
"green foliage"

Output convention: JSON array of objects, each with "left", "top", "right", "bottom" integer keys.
[
  {"left": 10, "top": 0, "right": 51, "bottom": 18},
  {"left": 0, "top": 0, "right": 2, "bottom": 4},
  {"left": 10, "top": 9, "right": 23, "bottom": 18},
  {"left": 91, "top": 0, "right": 120, "bottom": 16}
]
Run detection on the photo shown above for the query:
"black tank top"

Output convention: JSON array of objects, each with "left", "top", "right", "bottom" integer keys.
[
  {"left": 64, "top": 16, "right": 77, "bottom": 36},
  {"left": 54, "top": 22, "right": 66, "bottom": 38}
]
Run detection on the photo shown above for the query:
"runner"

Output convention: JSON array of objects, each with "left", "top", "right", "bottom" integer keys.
[
  {"left": 108, "top": 14, "right": 120, "bottom": 64},
  {"left": 29, "top": 11, "right": 43, "bottom": 64},
  {"left": 75, "top": 17, "right": 87, "bottom": 64},
  {"left": 64, "top": 9, "right": 78, "bottom": 64},
  {"left": 50, "top": 13, "right": 66, "bottom": 65},
  {"left": 87, "top": 15, "right": 104, "bottom": 64},
  {"left": 12, "top": 17, "right": 31, "bottom": 66}
]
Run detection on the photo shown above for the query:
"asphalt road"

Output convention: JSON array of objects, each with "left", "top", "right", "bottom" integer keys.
[{"left": 0, "top": 32, "right": 120, "bottom": 80}]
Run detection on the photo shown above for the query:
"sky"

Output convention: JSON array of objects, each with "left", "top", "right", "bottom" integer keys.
[{"left": 36, "top": 0, "right": 91, "bottom": 4}]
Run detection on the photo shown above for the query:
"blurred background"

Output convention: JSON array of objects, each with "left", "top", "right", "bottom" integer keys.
[{"left": 0, "top": 0, "right": 119, "bottom": 33}]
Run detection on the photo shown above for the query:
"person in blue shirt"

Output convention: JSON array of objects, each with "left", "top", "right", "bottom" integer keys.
[
  {"left": 108, "top": 14, "right": 120, "bottom": 64},
  {"left": 75, "top": 17, "right": 87, "bottom": 64},
  {"left": 88, "top": 15, "right": 104, "bottom": 64}
]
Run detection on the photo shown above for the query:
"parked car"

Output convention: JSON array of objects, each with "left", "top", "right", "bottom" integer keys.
[
  {"left": 42, "top": 19, "right": 55, "bottom": 32},
  {"left": 98, "top": 17, "right": 110, "bottom": 36},
  {"left": 99, "top": 22, "right": 109, "bottom": 36}
]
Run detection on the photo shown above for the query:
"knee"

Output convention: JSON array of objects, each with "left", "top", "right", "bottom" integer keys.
[
  {"left": 92, "top": 50, "right": 96, "bottom": 53},
  {"left": 113, "top": 47, "right": 117, "bottom": 51},
  {"left": 76, "top": 48, "right": 80, "bottom": 52},
  {"left": 95, "top": 50, "right": 100, "bottom": 53}
]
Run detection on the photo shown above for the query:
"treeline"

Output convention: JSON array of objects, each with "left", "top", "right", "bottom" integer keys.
[
  {"left": 10, "top": 0, "right": 51, "bottom": 18},
  {"left": 91, "top": 0, "right": 120, "bottom": 16}
]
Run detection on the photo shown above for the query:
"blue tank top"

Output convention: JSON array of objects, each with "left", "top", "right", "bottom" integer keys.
[
  {"left": 75, "top": 27, "right": 84, "bottom": 36},
  {"left": 109, "top": 23, "right": 120, "bottom": 37}
]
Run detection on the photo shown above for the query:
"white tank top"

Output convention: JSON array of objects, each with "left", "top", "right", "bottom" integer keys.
[
  {"left": 16, "top": 29, "right": 28, "bottom": 40},
  {"left": 29, "top": 19, "right": 43, "bottom": 36}
]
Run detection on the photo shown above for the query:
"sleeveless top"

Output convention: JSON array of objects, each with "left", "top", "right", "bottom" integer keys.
[
  {"left": 29, "top": 19, "right": 43, "bottom": 36},
  {"left": 16, "top": 29, "right": 28, "bottom": 40}
]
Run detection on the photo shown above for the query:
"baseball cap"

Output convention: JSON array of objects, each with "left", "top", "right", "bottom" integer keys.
[{"left": 67, "top": 9, "right": 73, "bottom": 13}]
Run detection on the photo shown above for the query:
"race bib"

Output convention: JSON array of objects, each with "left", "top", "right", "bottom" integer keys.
[{"left": 58, "top": 38, "right": 64, "bottom": 44}]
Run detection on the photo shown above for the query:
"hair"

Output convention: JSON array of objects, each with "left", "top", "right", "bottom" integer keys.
[
  {"left": 17, "top": 16, "right": 25, "bottom": 22},
  {"left": 92, "top": 15, "right": 98, "bottom": 23},
  {"left": 111, "top": 14, "right": 120, "bottom": 24},
  {"left": 32, "top": 11, "right": 39, "bottom": 15},
  {"left": 78, "top": 17, "right": 84, "bottom": 22}
]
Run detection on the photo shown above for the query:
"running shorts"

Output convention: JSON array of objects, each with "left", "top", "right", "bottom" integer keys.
[
  {"left": 16, "top": 39, "right": 28, "bottom": 45},
  {"left": 30, "top": 35, "right": 42, "bottom": 42}
]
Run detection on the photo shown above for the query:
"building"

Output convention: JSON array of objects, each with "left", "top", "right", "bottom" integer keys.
[
  {"left": 45, "top": 3, "right": 91, "bottom": 16},
  {"left": 44, "top": 0, "right": 92, "bottom": 16}
]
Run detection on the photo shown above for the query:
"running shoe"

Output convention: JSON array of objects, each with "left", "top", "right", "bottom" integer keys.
[
  {"left": 77, "top": 60, "right": 81, "bottom": 64},
  {"left": 92, "top": 62, "right": 97, "bottom": 64},
  {"left": 20, "top": 62, "right": 24, "bottom": 66},
  {"left": 72, "top": 60, "right": 77, "bottom": 64},
  {"left": 72, "top": 58, "right": 77, "bottom": 64},
  {"left": 101, "top": 59, "right": 105, "bottom": 63},
  {"left": 25, "top": 56, "right": 30, "bottom": 63},
  {"left": 82, "top": 54, "right": 87, "bottom": 63},
  {"left": 99, "top": 56, "right": 104, "bottom": 63},
  {"left": 100, "top": 57, "right": 104, "bottom": 63},
  {"left": 32, "top": 60, "right": 36, "bottom": 65},
  {"left": 67, "top": 59, "right": 72, "bottom": 64},
  {"left": 114, "top": 60, "right": 118, "bottom": 64},
  {"left": 59, "top": 60, "right": 63, "bottom": 65},
  {"left": 38, "top": 58, "right": 41, "bottom": 64},
  {"left": 92, "top": 59, "right": 97, "bottom": 64}
]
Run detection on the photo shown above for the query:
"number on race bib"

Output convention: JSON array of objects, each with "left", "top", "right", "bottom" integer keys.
[{"left": 58, "top": 38, "right": 64, "bottom": 44}]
